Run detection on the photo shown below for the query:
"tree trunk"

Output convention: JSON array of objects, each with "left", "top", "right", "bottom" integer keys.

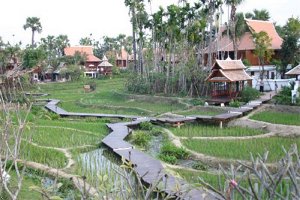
[
  {"left": 132, "top": 6, "right": 137, "bottom": 72},
  {"left": 31, "top": 30, "right": 35, "bottom": 47}
]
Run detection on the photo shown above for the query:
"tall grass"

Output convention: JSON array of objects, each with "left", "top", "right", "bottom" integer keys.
[
  {"left": 250, "top": 111, "right": 300, "bottom": 126},
  {"left": 74, "top": 148, "right": 140, "bottom": 198},
  {"left": 171, "top": 124, "right": 265, "bottom": 137},
  {"left": 24, "top": 127, "right": 101, "bottom": 148},
  {"left": 182, "top": 137, "right": 300, "bottom": 162},
  {"left": 21, "top": 142, "right": 67, "bottom": 168}
]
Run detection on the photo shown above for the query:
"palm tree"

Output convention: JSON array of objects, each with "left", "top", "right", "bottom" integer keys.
[
  {"left": 245, "top": 9, "right": 270, "bottom": 21},
  {"left": 225, "top": 0, "right": 245, "bottom": 59},
  {"left": 23, "top": 17, "right": 42, "bottom": 47}
]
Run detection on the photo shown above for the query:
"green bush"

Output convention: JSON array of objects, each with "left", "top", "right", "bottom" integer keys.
[
  {"left": 274, "top": 86, "right": 292, "bottom": 105},
  {"left": 150, "top": 128, "right": 163, "bottom": 136},
  {"left": 229, "top": 100, "right": 241, "bottom": 107},
  {"left": 112, "top": 66, "right": 120, "bottom": 75},
  {"left": 139, "top": 121, "right": 153, "bottom": 130},
  {"left": 192, "top": 161, "right": 208, "bottom": 171},
  {"left": 158, "top": 154, "right": 177, "bottom": 164},
  {"left": 189, "top": 99, "right": 204, "bottom": 106},
  {"left": 241, "top": 86, "right": 260, "bottom": 102},
  {"left": 159, "top": 142, "right": 189, "bottom": 160},
  {"left": 131, "top": 131, "right": 151, "bottom": 147}
]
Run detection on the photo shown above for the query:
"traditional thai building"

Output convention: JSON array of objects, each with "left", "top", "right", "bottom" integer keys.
[
  {"left": 206, "top": 58, "right": 252, "bottom": 103},
  {"left": 84, "top": 55, "right": 113, "bottom": 78},
  {"left": 64, "top": 46, "right": 101, "bottom": 70},
  {"left": 204, "top": 19, "right": 283, "bottom": 68},
  {"left": 116, "top": 49, "right": 134, "bottom": 68},
  {"left": 98, "top": 55, "right": 113, "bottom": 76}
]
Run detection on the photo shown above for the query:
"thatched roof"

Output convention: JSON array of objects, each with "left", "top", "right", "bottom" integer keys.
[
  {"left": 285, "top": 64, "right": 300, "bottom": 75},
  {"left": 206, "top": 58, "right": 252, "bottom": 82},
  {"left": 98, "top": 55, "right": 113, "bottom": 67}
]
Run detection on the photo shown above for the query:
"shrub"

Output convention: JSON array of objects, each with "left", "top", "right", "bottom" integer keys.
[
  {"left": 150, "top": 128, "right": 163, "bottom": 136},
  {"left": 240, "top": 86, "right": 260, "bottom": 102},
  {"left": 112, "top": 66, "right": 120, "bottom": 75},
  {"left": 131, "top": 131, "right": 151, "bottom": 147},
  {"left": 229, "top": 100, "right": 241, "bottom": 108},
  {"left": 192, "top": 161, "right": 208, "bottom": 171},
  {"left": 159, "top": 142, "right": 189, "bottom": 160},
  {"left": 158, "top": 154, "right": 177, "bottom": 164},
  {"left": 139, "top": 122, "right": 153, "bottom": 131},
  {"left": 189, "top": 99, "right": 204, "bottom": 106},
  {"left": 274, "top": 86, "right": 292, "bottom": 105}
]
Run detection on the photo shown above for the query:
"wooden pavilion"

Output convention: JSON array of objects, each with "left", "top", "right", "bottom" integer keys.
[
  {"left": 98, "top": 55, "right": 113, "bottom": 76},
  {"left": 206, "top": 58, "right": 252, "bottom": 103}
]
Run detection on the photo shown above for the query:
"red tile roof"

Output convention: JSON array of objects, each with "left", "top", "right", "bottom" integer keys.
[
  {"left": 64, "top": 46, "right": 93, "bottom": 56},
  {"left": 87, "top": 54, "right": 101, "bottom": 62},
  {"left": 64, "top": 46, "right": 100, "bottom": 62},
  {"left": 205, "top": 19, "right": 283, "bottom": 53},
  {"left": 246, "top": 19, "right": 283, "bottom": 49}
]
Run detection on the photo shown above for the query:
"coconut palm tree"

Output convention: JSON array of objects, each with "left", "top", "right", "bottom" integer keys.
[
  {"left": 23, "top": 17, "right": 42, "bottom": 47},
  {"left": 225, "top": 0, "right": 245, "bottom": 59},
  {"left": 245, "top": 9, "right": 270, "bottom": 21}
]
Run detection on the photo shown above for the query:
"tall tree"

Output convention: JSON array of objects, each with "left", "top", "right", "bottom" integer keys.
[
  {"left": 79, "top": 36, "right": 93, "bottom": 46},
  {"left": 281, "top": 17, "right": 300, "bottom": 74},
  {"left": 23, "top": 17, "right": 42, "bottom": 46},
  {"left": 252, "top": 31, "right": 274, "bottom": 89},
  {"left": 124, "top": 0, "right": 138, "bottom": 72},
  {"left": 225, "top": 0, "right": 245, "bottom": 59},
  {"left": 55, "top": 34, "right": 70, "bottom": 57},
  {"left": 245, "top": 9, "right": 270, "bottom": 21}
]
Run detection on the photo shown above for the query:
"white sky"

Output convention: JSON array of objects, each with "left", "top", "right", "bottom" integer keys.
[{"left": 1, "top": 0, "right": 299, "bottom": 46}]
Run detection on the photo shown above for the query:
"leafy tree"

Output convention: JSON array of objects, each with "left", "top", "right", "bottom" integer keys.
[
  {"left": 79, "top": 36, "right": 93, "bottom": 46},
  {"left": 55, "top": 35, "right": 70, "bottom": 57},
  {"left": 281, "top": 17, "right": 300, "bottom": 73},
  {"left": 23, "top": 17, "right": 42, "bottom": 46},
  {"left": 22, "top": 47, "right": 47, "bottom": 68},
  {"left": 252, "top": 31, "right": 274, "bottom": 86}
]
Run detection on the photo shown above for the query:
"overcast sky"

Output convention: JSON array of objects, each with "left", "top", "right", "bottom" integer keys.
[{"left": 1, "top": 0, "right": 299, "bottom": 46}]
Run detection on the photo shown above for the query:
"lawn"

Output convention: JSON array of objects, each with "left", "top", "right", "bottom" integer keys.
[
  {"left": 170, "top": 124, "right": 265, "bottom": 137},
  {"left": 182, "top": 137, "right": 300, "bottom": 162},
  {"left": 36, "top": 77, "right": 187, "bottom": 116},
  {"left": 250, "top": 111, "right": 300, "bottom": 126}
]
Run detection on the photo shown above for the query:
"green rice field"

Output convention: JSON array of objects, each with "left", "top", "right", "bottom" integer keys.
[
  {"left": 182, "top": 136, "right": 300, "bottom": 162},
  {"left": 250, "top": 111, "right": 300, "bottom": 126}
]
